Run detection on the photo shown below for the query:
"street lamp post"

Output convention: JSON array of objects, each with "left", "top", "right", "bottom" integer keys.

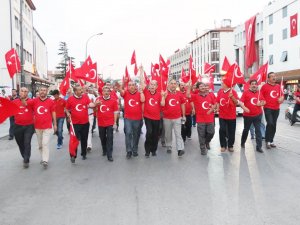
[
  {"left": 102, "top": 64, "right": 114, "bottom": 81},
  {"left": 85, "top": 32, "right": 103, "bottom": 59}
]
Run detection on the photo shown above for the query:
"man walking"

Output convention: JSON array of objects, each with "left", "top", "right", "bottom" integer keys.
[
  {"left": 52, "top": 90, "right": 66, "bottom": 149},
  {"left": 86, "top": 86, "right": 96, "bottom": 152},
  {"left": 95, "top": 86, "right": 119, "bottom": 161},
  {"left": 9, "top": 88, "right": 18, "bottom": 140},
  {"left": 13, "top": 87, "right": 34, "bottom": 168},
  {"left": 240, "top": 80, "right": 266, "bottom": 153},
  {"left": 261, "top": 72, "right": 284, "bottom": 149},
  {"left": 161, "top": 79, "right": 185, "bottom": 156},
  {"left": 179, "top": 82, "right": 192, "bottom": 142}
]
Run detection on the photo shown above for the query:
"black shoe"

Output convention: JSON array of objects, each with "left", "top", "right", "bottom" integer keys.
[
  {"left": 241, "top": 143, "right": 245, "bottom": 148},
  {"left": 145, "top": 153, "right": 150, "bottom": 158},
  {"left": 23, "top": 162, "right": 29, "bottom": 168},
  {"left": 70, "top": 157, "right": 75, "bottom": 163},
  {"left": 108, "top": 157, "right": 114, "bottom": 162},
  {"left": 82, "top": 155, "right": 87, "bottom": 160},
  {"left": 87, "top": 147, "right": 92, "bottom": 153},
  {"left": 133, "top": 152, "right": 138, "bottom": 157},
  {"left": 126, "top": 152, "right": 132, "bottom": 159},
  {"left": 178, "top": 150, "right": 185, "bottom": 156},
  {"left": 152, "top": 152, "right": 157, "bottom": 156},
  {"left": 201, "top": 149, "right": 207, "bottom": 155},
  {"left": 205, "top": 143, "right": 210, "bottom": 150},
  {"left": 102, "top": 152, "right": 107, "bottom": 156},
  {"left": 256, "top": 148, "right": 263, "bottom": 153},
  {"left": 8, "top": 136, "right": 13, "bottom": 140},
  {"left": 167, "top": 149, "right": 172, "bottom": 154}
]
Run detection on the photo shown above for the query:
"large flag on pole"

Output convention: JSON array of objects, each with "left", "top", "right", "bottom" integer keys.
[
  {"left": 131, "top": 50, "right": 136, "bottom": 65},
  {"left": 0, "top": 97, "right": 20, "bottom": 124},
  {"left": 5, "top": 48, "right": 21, "bottom": 78},
  {"left": 222, "top": 63, "right": 245, "bottom": 87},
  {"left": 245, "top": 15, "right": 257, "bottom": 68},
  {"left": 244, "top": 62, "right": 268, "bottom": 90},
  {"left": 221, "top": 56, "right": 231, "bottom": 74}
]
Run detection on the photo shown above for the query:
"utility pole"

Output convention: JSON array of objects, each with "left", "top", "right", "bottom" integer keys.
[{"left": 20, "top": 0, "right": 25, "bottom": 87}]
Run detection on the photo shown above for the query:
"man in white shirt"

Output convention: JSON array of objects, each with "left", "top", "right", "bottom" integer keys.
[{"left": 86, "top": 86, "right": 96, "bottom": 152}]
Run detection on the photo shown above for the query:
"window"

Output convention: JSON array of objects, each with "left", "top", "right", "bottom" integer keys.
[
  {"left": 211, "top": 32, "right": 219, "bottom": 38},
  {"left": 261, "top": 21, "right": 263, "bottom": 31},
  {"left": 282, "top": 6, "right": 287, "bottom": 18},
  {"left": 211, "top": 40, "right": 219, "bottom": 50},
  {"left": 282, "top": 28, "right": 287, "bottom": 40},
  {"left": 16, "top": 44, "right": 20, "bottom": 55},
  {"left": 269, "top": 14, "right": 273, "bottom": 25},
  {"left": 269, "top": 34, "right": 273, "bottom": 45},
  {"left": 211, "top": 52, "right": 220, "bottom": 61},
  {"left": 280, "top": 51, "right": 288, "bottom": 62},
  {"left": 257, "top": 23, "right": 260, "bottom": 33},
  {"left": 15, "top": 16, "right": 19, "bottom": 30},
  {"left": 269, "top": 55, "right": 274, "bottom": 65}
]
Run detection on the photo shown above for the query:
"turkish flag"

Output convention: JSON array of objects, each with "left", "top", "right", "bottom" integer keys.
[
  {"left": 159, "top": 54, "right": 169, "bottom": 77},
  {"left": 151, "top": 63, "right": 159, "bottom": 78},
  {"left": 144, "top": 72, "right": 150, "bottom": 85},
  {"left": 5, "top": 48, "right": 21, "bottom": 78},
  {"left": 290, "top": 13, "right": 298, "bottom": 37},
  {"left": 131, "top": 50, "right": 136, "bottom": 65},
  {"left": 134, "top": 63, "right": 138, "bottom": 76},
  {"left": 244, "top": 62, "right": 268, "bottom": 90},
  {"left": 181, "top": 67, "right": 189, "bottom": 83},
  {"left": 223, "top": 63, "right": 245, "bottom": 87},
  {"left": 0, "top": 97, "right": 20, "bottom": 124},
  {"left": 204, "top": 62, "right": 215, "bottom": 74},
  {"left": 189, "top": 55, "right": 198, "bottom": 85},
  {"left": 79, "top": 56, "right": 93, "bottom": 74},
  {"left": 66, "top": 61, "right": 77, "bottom": 81},
  {"left": 59, "top": 76, "right": 70, "bottom": 96},
  {"left": 69, "top": 123, "right": 79, "bottom": 157},
  {"left": 221, "top": 56, "right": 231, "bottom": 73},
  {"left": 76, "top": 62, "right": 97, "bottom": 83},
  {"left": 97, "top": 77, "right": 105, "bottom": 94},
  {"left": 245, "top": 15, "right": 257, "bottom": 68}
]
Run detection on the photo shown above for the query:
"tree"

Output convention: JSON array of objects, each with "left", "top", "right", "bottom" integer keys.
[{"left": 55, "top": 42, "right": 75, "bottom": 80}]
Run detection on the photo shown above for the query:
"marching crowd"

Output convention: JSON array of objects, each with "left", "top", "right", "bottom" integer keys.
[{"left": 5, "top": 71, "right": 300, "bottom": 169}]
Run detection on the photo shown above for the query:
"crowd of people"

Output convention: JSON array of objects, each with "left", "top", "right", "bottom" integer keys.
[{"left": 5, "top": 72, "right": 300, "bottom": 169}]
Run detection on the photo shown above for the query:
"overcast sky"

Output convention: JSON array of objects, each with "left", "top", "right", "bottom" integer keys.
[{"left": 33, "top": 0, "right": 270, "bottom": 80}]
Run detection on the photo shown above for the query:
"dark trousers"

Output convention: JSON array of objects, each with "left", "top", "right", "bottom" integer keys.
[
  {"left": 73, "top": 123, "right": 90, "bottom": 158},
  {"left": 65, "top": 113, "right": 70, "bottom": 132},
  {"left": 264, "top": 108, "right": 279, "bottom": 143},
  {"left": 144, "top": 117, "right": 160, "bottom": 154},
  {"left": 197, "top": 122, "right": 215, "bottom": 150},
  {"left": 241, "top": 114, "right": 263, "bottom": 150},
  {"left": 14, "top": 124, "right": 34, "bottom": 163},
  {"left": 98, "top": 126, "right": 113, "bottom": 158},
  {"left": 292, "top": 104, "right": 300, "bottom": 122},
  {"left": 219, "top": 118, "right": 236, "bottom": 148},
  {"left": 9, "top": 116, "right": 15, "bottom": 138},
  {"left": 56, "top": 117, "right": 65, "bottom": 145},
  {"left": 192, "top": 114, "right": 196, "bottom": 126},
  {"left": 181, "top": 115, "right": 192, "bottom": 142},
  {"left": 124, "top": 118, "right": 142, "bottom": 153}
]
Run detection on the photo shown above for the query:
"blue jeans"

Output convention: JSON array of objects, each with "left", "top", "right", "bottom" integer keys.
[
  {"left": 124, "top": 118, "right": 142, "bottom": 153},
  {"left": 56, "top": 118, "right": 65, "bottom": 145}
]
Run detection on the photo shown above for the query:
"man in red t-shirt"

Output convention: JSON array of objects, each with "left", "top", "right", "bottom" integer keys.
[
  {"left": 216, "top": 82, "right": 239, "bottom": 152},
  {"left": 187, "top": 82, "right": 216, "bottom": 155},
  {"left": 142, "top": 80, "right": 161, "bottom": 157},
  {"left": 13, "top": 87, "right": 35, "bottom": 168},
  {"left": 95, "top": 86, "right": 119, "bottom": 161},
  {"left": 239, "top": 80, "right": 266, "bottom": 153},
  {"left": 291, "top": 84, "right": 300, "bottom": 125},
  {"left": 179, "top": 82, "right": 192, "bottom": 143},
  {"left": 261, "top": 72, "right": 284, "bottom": 149},
  {"left": 25, "top": 86, "right": 57, "bottom": 169},
  {"left": 66, "top": 84, "right": 95, "bottom": 163},
  {"left": 161, "top": 79, "right": 185, "bottom": 156},
  {"left": 52, "top": 89, "right": 66, "bottom": 149},
  {"left": 118, "top": 81, "right": 144, "bottom": 158}
]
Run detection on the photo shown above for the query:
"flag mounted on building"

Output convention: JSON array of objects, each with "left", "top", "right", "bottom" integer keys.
[
  {"left": 245, "top": 15, "right": 257, "bottom": 68},
  {"left": 290, "top": 13, "right": 298, "bottom": 37},
  {"left": 5, "top": 48, "right": 21, "bottom": 78}
]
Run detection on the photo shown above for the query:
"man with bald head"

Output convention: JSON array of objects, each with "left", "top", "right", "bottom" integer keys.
[{"left": 13, "top": 87, "right": 35, "bottom": 168}]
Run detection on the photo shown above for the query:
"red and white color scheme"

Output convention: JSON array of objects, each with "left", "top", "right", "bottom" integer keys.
[
  {"left": 290, "top": 13, "right": 298, "bottom": 38},
  {"left": 69, "top": 122, "right": 79, "bottom": 157},
  {"left": 181, "top": 92, "right": 192, "bottom": 116},
  {"left": 191, "top": 94, "right": 215, "bottom": 123},
  {"left": 54, "top": 97, "right": 66, "bottom": 118},
  {"left": 240, "top": 90, "right": 265, "bottom": 117},
  {"left": 75, "top": 56, "right": 98, "bottom": 83},
  {"left": 245, "top": 15, "right": 256, "bottom": 68},
  {"left": 0, "top": 97, "right": 20, "bottom": 124},
  {"left": 29, "top": 97, "right": 55, "bottom": 129},
  {"left": 143, "top": 89, "right": 161, "bottom": 120},
  {"left": 181, "top": 67, "right": 189, "bottom": 83},
  {"left": 159, "top": 54, "right": 169, "bottom": 77},
  {"left": 13, "top": 98, "right": 34, "bottom": 125},
  {"left": 260, "top": 83, "right": 283, "bottom": 110},
  {"left": 122, "top": 91, "right": 142, "bottom": 120},
  {"left": 66, "top": 95, "right": 91, "bottom": 124},
  {"left": 216, "top": 89, "right": 238, "bottom": 120},
  {"left": 96, "top": 96, "right": 118, "bottom": 127},
  {"left": 5, "top": 48, "right": 21, "bottom": 78},
  {"left": 189, "top": 55, "right": 198, "bottom": 85},
  {"left": 223, "top": 63, "right": 245, "bottom": 87},
  {"left": 59, "top": 76, "right": 70, "bottom": 96},
  {"left": 163, "top": 91, "right": 185, "bottom": 119},
  {"left": 221, "top": 56, "right": 231, "bottom": 73},
  {"left": 244, "top": 62, "right": 268, "bottom": 90}
]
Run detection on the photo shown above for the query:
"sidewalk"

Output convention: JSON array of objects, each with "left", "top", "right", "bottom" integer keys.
[{"left": 0, "top": 119, "right": 10, "bottom": 139}]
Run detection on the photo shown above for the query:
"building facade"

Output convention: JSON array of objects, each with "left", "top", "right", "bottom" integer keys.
[
  {"left": 0, "top": 0, "right": 49, "bottom": 93},
  {"left": 169, "top": 46, "right": 191, "bottom": 81}
]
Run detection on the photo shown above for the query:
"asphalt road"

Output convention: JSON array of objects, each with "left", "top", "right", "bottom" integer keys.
[{"left": 0, "top": 105, "right": 300, "bottom": 225}]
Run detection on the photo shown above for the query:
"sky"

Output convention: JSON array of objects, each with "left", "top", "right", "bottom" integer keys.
[{"left": 33, "top": 0, "right": 271, "bottom": 80}]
